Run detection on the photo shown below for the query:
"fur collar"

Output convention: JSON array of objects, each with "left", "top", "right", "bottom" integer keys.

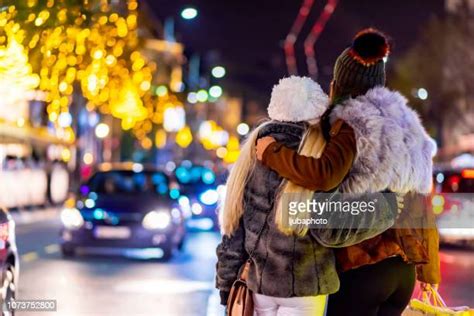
[
  {"left": 267, "top": 76, "right": 329, "bottom": 123},
  {"left": 330, "top": 87, "right": 437, "bottom": 194}
]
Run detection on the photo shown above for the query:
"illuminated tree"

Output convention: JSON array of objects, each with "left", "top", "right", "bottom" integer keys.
[
  {"left": 1, "top": 0, "right": 155, "bottom": 132},
  {"left": 0, "top": 9, "right": 40, "bottom": 118}
]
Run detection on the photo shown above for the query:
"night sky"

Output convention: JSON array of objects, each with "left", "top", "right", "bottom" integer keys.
[{"left": 149, "top": 0, "right": 445, "bottom": 101}]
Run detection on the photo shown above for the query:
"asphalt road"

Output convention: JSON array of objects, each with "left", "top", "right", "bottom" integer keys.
[
  {"left": 13, "top": 209, "right": 474, "bottom": 316},
  {"left": 14, "top": 211, "right": 224, "bottom": 316}
]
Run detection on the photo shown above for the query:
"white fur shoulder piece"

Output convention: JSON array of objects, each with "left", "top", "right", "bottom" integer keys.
[
  {"left": 268, "top": 76, "right": 329, "bottom": 122},
  {"left": 331, "top": 87, "right": 437, "bottom": 194}
]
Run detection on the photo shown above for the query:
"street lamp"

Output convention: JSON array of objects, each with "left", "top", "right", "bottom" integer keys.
[
  {"left": 417, "top": 88, "right": 428, "bottom": 100},
  {"left": 196, "top": 89, "right": 208, "bottom": 102},
  {"left": 209, "top": 85, "right": 223, "bottom": 98},
  {"left": 211, "top": 66, "right": 226, "bottom": 78},
  {"left": 181, "top": 7, "right": 198, "bottom": 20},
  {"left": 237, "top": 123, "right": 250, "bottom": 136}
]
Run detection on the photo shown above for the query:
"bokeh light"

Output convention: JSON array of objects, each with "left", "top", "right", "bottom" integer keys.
[
  {"left": 180, "top": 7, "right": 198, "bottom": 20},
  {"left": 211, "top": 66, "right": 226, "bottom": 78},
  {"left": 95, "top": 123, "right": 110, "bottom": 139}
]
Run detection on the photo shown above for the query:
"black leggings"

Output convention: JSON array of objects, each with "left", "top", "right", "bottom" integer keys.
[{"left": 327, "top": 256, "right": 416, "bottom": 316}]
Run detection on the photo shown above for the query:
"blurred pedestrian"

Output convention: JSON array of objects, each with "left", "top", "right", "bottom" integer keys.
[{"left": 256, "top": 28, "right": 441, "bottom": 316}]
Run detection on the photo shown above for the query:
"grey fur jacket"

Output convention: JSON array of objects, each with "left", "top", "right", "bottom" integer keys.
[{"left": 215, "top": 121, "right": 396, "bottom": 302}]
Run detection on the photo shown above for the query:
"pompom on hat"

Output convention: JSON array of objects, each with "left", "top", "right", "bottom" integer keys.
[
  {"left": 349, "top": 28, "right": 390, "bottom": 66},
  {"left": 333, "top": 28, "right": 391, "bottom": 98}
]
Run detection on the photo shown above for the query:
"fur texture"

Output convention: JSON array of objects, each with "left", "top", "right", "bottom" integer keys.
[
  {"left": 331, "top": 87, "right": 437, "bottom": 194},
  {"left": 268, "top": 76, "right": 329, "bottom": 122}
]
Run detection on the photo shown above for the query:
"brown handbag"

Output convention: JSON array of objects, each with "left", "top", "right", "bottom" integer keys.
[
  {"left": 226, "top": 259, "right": 254, "bottom": 316},
  {"left": 226, "top": 207, "right": 270, "bottom": 316},
  {"left": 226, "top": 198, "right": 271, "bottom": 316}
]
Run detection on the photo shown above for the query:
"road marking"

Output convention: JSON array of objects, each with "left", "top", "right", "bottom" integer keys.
[
  {"left": 21, "top": 251, "right": 39, "bottom": 263},
  {"left": 44, "top": 244, "right": 60, "bottom": 254}
]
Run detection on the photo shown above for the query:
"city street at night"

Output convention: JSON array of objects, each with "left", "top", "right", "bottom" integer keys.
[
  {"left": 1, "top": 0, "right": 474, "bottom": 315},
  {"left": 14, "top": 209, "right": 224, "bottom": 316},
  {"left": 12, "top": 208, "right": 474, "bottom": 316}
]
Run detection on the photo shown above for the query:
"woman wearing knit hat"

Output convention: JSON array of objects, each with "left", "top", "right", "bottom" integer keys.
[
  {"left": 216, "top": 74, "right": 397, "bottom": 316},
  {"left": 256, "top": 28, "right": 440, "bottom": 315}
]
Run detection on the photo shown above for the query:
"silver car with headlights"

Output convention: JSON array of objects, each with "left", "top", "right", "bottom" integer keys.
[{"left": 60, "top": 163, "right": 186, "bottom": 260}]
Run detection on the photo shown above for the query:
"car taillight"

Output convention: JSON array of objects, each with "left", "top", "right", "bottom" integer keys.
[
  {"left": 445, "top": 175, "right": 460, "bottom": 192},
  {"left": 448, "top": 175, "right": 460, "bottom": 185},
  {"left": 461, "top": 169, "right": 474, "bottom": 179},
  {"left": 0, "top": 223, "right": 9, "bottom": 241}
]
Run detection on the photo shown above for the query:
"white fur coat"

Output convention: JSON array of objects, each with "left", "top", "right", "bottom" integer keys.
[{"left": 330, "top": 87, "right": 437, "bottom": 194}]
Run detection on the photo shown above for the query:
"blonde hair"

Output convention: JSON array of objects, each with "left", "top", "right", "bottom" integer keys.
[
  {"left": 219, "top": 122, "right": 326, "bottom": 237},
  {"left": 219, "top": 121, "right": 272, "bottom": 236},
  {"left": 274, "top": 124, "right": 327, "bottom": 237}
]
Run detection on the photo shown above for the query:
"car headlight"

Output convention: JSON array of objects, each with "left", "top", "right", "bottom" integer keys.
[
  {"left": 199, "top": 189, "right": 219, "bottom": 205},
  {"left": 142, "top": 210, "right": 171, "bottom": 230},
  {"left": 61, "top": 208, "right": 84, "bottom": 230}
]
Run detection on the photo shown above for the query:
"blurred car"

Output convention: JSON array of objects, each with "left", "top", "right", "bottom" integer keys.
[
  {"left": 0, "top": 207, "right": 19, "bottom": 314},
  {"left": 432, "top": 167, "right": 474, "bottom": 247},
  {"left": 174, "top": 161, "right": 226, "bottom": 231},
  {"left": 60, "top": 163, "right": 186, "bottom": 260}
]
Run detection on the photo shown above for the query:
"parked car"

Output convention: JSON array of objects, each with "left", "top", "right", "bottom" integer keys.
[
  {"left": 60, "top": 163, "right": 186, "bottom": 260},
  {"left": 432, "top": 167, "right": 474, "bottom": 247},
  {"left": 0, "top": 143, "right": 70, "bottom": 209},
  {"left": 0, "top": 207, "right": 19, "bottom": 315}
]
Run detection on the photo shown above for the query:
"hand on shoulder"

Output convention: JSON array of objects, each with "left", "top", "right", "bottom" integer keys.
[{"left": 256, "top": 136, "right": 276, "bottom": 161}]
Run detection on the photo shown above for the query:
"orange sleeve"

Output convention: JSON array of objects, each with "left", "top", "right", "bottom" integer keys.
[{"left": 261, "top": 121, "right": 357, "bottom": 191}]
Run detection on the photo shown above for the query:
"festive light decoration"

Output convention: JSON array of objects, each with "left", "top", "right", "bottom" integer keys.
[
  {"left": 155, "top": 129, "right": 167, "bottom": 149},
  {"left": 284, "top": 0, "right": 338, "bottom": 77},
  {"left": 304, "top": 0, "right": 339, "bottom": 78},
  {"left": 198, "top": 120, "right": 232, "bottom": 150},
  {"left": 0, "top": 9, "right": 40, "bottom": 123},
  {"left": 2, "top": 1, "right": 237, "bottom": 158},
  {"left": 131, "top": 92, "right": 184, "bottom": 148},
  {"left": 163, "top": 105, "right": 185, "bottom": 132},
  {"left": 175, "top": 125, "right": 193, "bottom": 148},
  {"left": 0, "top": 34, "right": 40, "bottom": 109},
  {"left": 223, "top": 135, "right": 240, "bottom": 163},
  {"left": 2, "top": 0, "right": 155, "bottom": 134},
  {"left": 284, "top": 0, "right": 315, "bottom": 75}
]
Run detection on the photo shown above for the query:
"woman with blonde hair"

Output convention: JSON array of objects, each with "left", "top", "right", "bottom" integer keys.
[
  {"left": 216, "top": 75, "right": 397, "bottom": 315},
  {"left": 257, "top": 29, "right": 440, "bottom": 316}
]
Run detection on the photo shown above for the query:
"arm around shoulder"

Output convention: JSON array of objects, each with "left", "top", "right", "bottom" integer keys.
[{"left": 261, "top": 120, "right": 357, "bottom": 191}]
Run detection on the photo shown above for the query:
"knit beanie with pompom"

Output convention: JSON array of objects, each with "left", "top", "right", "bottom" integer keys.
[{"left": 332, "top": 28, "right": 391, "bottom": 99}]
